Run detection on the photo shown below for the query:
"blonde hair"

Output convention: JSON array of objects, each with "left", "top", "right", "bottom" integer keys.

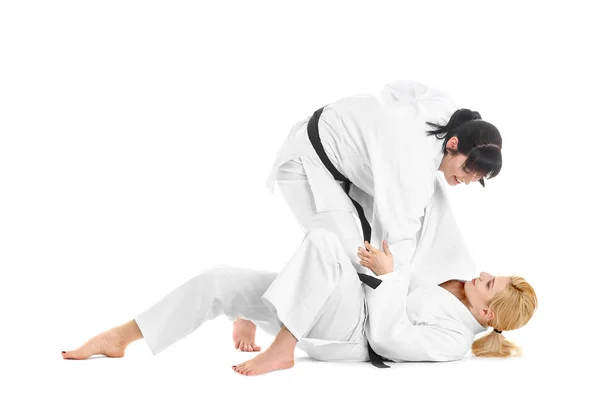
[{"left": 471, "top": 275, "right": 537, "bottom": 357}]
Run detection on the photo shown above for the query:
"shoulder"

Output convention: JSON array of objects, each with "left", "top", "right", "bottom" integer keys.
[
  {"left": 380, "top": 81, "right": 456, "bottom": 112},
  {"left": 428, "top": 324, "right": 472, "bottom": 361},
  {"left": 327, "top": 93, "right": 380, "bottom": 110}
]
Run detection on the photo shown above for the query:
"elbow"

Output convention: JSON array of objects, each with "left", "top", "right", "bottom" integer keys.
[{"left": 368, "top": 335, "right": 396, "bottom": 359}]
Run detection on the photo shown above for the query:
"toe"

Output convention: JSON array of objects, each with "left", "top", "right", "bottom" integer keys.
[
  {"left": 234, "top": 340, "right": 241, "bottom": 350},
  {"left": 253, "top": 345, "right": 262, "bottom": 352},
  {"left": 62, "top": 350, "right": 79, "bottom": 359}
]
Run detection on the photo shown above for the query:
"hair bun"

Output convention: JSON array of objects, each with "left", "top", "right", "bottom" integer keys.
[{"left": 460, "top": 108, "right": 481, "bottom": 121}]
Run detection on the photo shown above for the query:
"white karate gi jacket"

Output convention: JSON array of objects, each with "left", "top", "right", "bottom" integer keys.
[
  {"left": 266, "top": 80, "right": 458, "bottom": 277},
  {"left": 367, "top": 272, "right": 487, "bottom": 362}
]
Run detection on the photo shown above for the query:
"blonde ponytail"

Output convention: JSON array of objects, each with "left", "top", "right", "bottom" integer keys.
[{"left": 471, "top": 276, "right": 537, "bottom": 358}]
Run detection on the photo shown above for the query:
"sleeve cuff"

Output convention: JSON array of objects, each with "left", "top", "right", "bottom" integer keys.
[{"left": 378, "top": 271, "right": 404, "bottom": 281}]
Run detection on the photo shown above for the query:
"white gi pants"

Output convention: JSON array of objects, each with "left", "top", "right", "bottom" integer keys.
[
  {"left": 275, "top": 159, "right": 373, "bottom": 277},
  {"left": 134, "top": 229, "right": 370, "bottom": 362}
]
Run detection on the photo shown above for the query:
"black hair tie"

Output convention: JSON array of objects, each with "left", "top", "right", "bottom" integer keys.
[{"left": 493, "top": 328, "right": 502, "bottom": 334}]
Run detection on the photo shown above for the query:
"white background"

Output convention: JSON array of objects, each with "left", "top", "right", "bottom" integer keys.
[{"left": 1, "top": 1, "right": 597, "bottom": 408}]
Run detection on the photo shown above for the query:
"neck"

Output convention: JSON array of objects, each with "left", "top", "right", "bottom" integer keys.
[
  {"left": 440, "top": 280, "right": 467, "bottom": 304},
  {"left": 440, "top": 280, "right": 487, "bottom": 326}
]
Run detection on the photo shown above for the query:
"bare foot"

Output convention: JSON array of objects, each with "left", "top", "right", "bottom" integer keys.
[
  {"left": 233, "top": 318, "right": 261, "bottom": 352},
  {"left": 61, "top": 327, "right": 128, "bottom": 360},
  {"left": 232, "top": 346, "right": 294, "bottom": 376}
]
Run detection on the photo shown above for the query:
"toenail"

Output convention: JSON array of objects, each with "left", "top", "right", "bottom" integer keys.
[{"left": 62, "top": 351, "right": 66, "bottom": 353}]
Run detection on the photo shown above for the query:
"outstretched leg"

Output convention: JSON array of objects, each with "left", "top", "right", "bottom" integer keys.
[
  {"left": 233, "top": 318, "right": 262, "bottom": 352},
  {"left": 62, "top": 266, "right": 278, "bottom": 359},
  {"left": 232, "top": 325, "right": 296, "bottom": 376},
  {"left": 61, "top": 319, "right": 143, "bottom": 360}
]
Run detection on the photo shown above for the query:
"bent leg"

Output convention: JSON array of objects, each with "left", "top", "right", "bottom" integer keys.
[
  {"left": 275, "top": 161, "right": 372, "bottom": 276},
  {"left": 63, "top": 267, "right": 278, "bottom": 360},
  {"left": 261, "top": 228, "right": 368, "bottom": 361},
  {"left": 233, "top": 228, "right": 368, "bottom": 374},
  {"left": 134, "top": 266, "right": 278, "bottom": 355}
]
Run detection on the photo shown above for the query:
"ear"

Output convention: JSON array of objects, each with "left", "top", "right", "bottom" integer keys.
[
  {"left": 482, "top": 308, "right": 495, "bottom": 323},
  {"left": 446, "top": 136, "right": 459, "bottom": 152}
]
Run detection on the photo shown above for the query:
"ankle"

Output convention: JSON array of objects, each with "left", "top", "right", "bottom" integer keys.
[
  {"left": 115, "top": 320, "right": 143, "bottom": 345},
  {"left": 268, "top": 336, "right": 297, "bottom": 356}
]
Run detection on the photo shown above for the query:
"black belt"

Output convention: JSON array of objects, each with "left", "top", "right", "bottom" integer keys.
[{"left": 307, "top": 106, "right": 390, "bottom": 369}]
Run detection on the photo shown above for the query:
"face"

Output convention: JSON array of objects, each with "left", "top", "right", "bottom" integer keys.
[
  {"left": 439, "top": 137, "right": 482, "bottom": 186},
  {"left": 465, "top": 272, "right": 511, "bottom": 324}
]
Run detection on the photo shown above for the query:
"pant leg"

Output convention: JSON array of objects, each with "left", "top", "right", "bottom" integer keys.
[
  {"left": 262, "top": 229, "right": 369, "bottom": 362},
  {"left": 275, "top": 160, "right": 373, "bottom": 277},
  {"left": 134, "top": 266, "right": 279, "bottom": 355}
]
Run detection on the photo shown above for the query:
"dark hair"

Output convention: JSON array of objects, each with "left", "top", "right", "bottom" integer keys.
[{"left": 426, "top": 109, "right": 502, "bottom": 187}]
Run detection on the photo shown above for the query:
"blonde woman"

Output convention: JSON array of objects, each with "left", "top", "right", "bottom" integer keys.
[{"left": 61, "top": 229, "right": 537, "bottom": 375}]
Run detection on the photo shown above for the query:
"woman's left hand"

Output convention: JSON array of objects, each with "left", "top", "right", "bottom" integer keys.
[{"left": 357, "top": 240, "right": 394, "bottom": 276}]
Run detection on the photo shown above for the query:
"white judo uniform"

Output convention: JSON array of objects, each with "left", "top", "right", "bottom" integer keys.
[
  {"left": 266, "top": 80, "right": 458, "bottom": 278},
  {"left": 134, "top": 177, "right": 486, "bottom": 363}
]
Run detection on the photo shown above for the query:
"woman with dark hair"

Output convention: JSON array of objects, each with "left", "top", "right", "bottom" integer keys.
[
  {"left": 425, "top": 107, "right": 502, "bottom": 187},
  {"left": 231, "top": 81, "right": 503, "bottom": 354}
]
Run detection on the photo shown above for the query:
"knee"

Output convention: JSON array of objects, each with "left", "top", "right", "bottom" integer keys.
[{"left": 194, "top": 264, "right": 232, "bottom": 284}]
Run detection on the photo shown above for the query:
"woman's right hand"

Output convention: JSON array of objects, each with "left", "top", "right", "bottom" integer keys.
[{"left": 357, "top": 240, "right": 394, "bottom": 276}]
